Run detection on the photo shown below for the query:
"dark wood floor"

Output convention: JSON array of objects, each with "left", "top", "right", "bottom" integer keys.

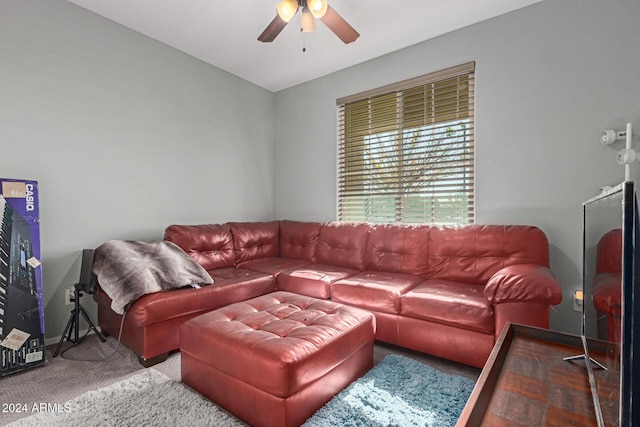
[{"left": 460, "top": 326, "right": 620, "bottom": 427}]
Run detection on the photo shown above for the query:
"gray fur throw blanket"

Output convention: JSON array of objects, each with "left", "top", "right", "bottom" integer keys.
[{"left": 92, "top": 240, "right": 214, "bottom": 314}]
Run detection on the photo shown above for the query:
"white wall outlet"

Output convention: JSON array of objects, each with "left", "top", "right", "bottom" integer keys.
[{"left": 65, "top": 288, "right": 75, "bottom": 305}]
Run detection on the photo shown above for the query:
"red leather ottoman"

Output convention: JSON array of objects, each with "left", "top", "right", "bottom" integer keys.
[{"left": 179, "top": 291, "right": 376, "bottom": 427}]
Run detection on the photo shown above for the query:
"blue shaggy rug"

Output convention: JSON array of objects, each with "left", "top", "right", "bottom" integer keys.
[{"left": 304, "top": 355, "right": 476, "bottom": 427}]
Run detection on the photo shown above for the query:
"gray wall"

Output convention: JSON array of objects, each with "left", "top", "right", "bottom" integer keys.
[
  {"left": 2, "top": 0, "right": 639, "bottom": 342},
  {"left": 274, "top": 0, "right": 640, "bottom": 333},
  {"left": 0, "top": 0, "right": 276, "bottom": 341}
]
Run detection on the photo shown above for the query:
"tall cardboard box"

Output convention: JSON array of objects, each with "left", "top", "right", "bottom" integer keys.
[{"left": 0, "top": 178, "right": 45, "bottom": 375}]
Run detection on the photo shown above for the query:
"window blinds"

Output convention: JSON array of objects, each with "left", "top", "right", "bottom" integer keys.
[{"left": 337, "top": 62, "right": 475, "bottom": 224}]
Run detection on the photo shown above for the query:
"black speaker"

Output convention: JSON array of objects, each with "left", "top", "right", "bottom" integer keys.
[{"left": 78, "top": 249, "right": 95, "bottom": 293}]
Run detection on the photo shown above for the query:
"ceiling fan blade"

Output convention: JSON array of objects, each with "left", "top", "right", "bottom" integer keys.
[
  {"left": 320, "top": 5, "right": 359, "bottom": 44},
  {"left": 258, "top": 15, "right": 288, "bottom": 42}
]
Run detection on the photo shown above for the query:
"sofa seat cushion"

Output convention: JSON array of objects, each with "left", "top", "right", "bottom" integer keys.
[
  {"left": 276, "top": 264, "right": 359, "bottom": 299},
  {"left": 238, "top": 257, "right": 313, "bottom": 276},
  {"left": 401, "top": 280, "right": 494, "bottom": 334},
  {"left": 94, "top": 268, "right": 274, "bottom": 327},
  {"left": 208, "top": 267, "right": 273, "bottom": 286},
  {"left": 331, "top": 271, "right": 424, "bottom": 315}
]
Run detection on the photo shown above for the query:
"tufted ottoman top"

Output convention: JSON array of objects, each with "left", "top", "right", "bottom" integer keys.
[{"left": 179, "top": 291, "right": 375, "bottom": 398}]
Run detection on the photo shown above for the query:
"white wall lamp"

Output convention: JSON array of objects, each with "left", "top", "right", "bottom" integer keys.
[
  {"left": 601, "top": 123, "right": 637, "bottom": 181},
  {"left": 600, "top": 129, "right": 627, "bottom": 145}
]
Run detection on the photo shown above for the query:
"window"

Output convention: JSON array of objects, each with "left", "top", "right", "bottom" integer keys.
[{"left": 337, "top": 62, "right": 475, "bottom": 224}]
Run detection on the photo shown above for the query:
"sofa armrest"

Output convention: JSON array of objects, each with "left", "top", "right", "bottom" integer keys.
[{"left": 484, "top": 264, "right": 563, "bottom": 305}]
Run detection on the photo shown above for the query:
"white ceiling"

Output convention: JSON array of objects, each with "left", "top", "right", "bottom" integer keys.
[{"left": 66, "top": 0, "right": 543, "bottom": 92}]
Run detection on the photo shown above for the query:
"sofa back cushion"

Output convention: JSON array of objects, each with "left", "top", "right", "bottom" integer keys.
[
  {"left": 366, "top": 224, "right": 430, "bottom": 276},
  {"left": 279, "top": 220, "right": 321, "bottom": 261},
  {"left": 316, "top": 222, "right": 370, "bottom": 270},
  {"left": 228, "top": 221, "right": 280, "bottom": 264},
  {"left": 164, "top": 224, "right": 235, "bottom": 270},
  {"left": 427, "top": 225, "right": 550, "bottom": 284}
]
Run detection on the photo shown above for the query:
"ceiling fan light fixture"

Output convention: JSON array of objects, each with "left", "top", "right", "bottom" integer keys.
[
  {"left": 259, "top": 0, "right": 358, "bottom": 44},
  {"left": 276, "top": 0, "right": 299, "bottom": 23},
  {"left": 300, "top": 9, "right": 316, "bottom": 32},
  {"left": 307, "top": 0, "right": 328, "bottom": 18}
]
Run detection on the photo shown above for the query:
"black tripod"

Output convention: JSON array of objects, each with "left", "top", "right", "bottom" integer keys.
[{"left": 53, "top": 282, "right": 106, "bottom": 357}]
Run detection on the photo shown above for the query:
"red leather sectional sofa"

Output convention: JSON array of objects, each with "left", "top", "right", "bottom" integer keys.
[{"left": 93, "top": 220, "right": 563, "bottom": 368}]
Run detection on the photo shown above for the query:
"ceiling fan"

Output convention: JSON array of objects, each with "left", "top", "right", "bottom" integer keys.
[{"left": 258, "top": 0, "right": 359, "bottom": 44}]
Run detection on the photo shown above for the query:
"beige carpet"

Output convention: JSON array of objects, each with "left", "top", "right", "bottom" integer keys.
[
  {"left": 6, "top": 369, "right": 244, "bottom": 427},
  {"left": 1, "top": 335, "right": 180, "bottom": 425},
  {"left": 1, "top": 334, "right": 479, "bottom": 426}
]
